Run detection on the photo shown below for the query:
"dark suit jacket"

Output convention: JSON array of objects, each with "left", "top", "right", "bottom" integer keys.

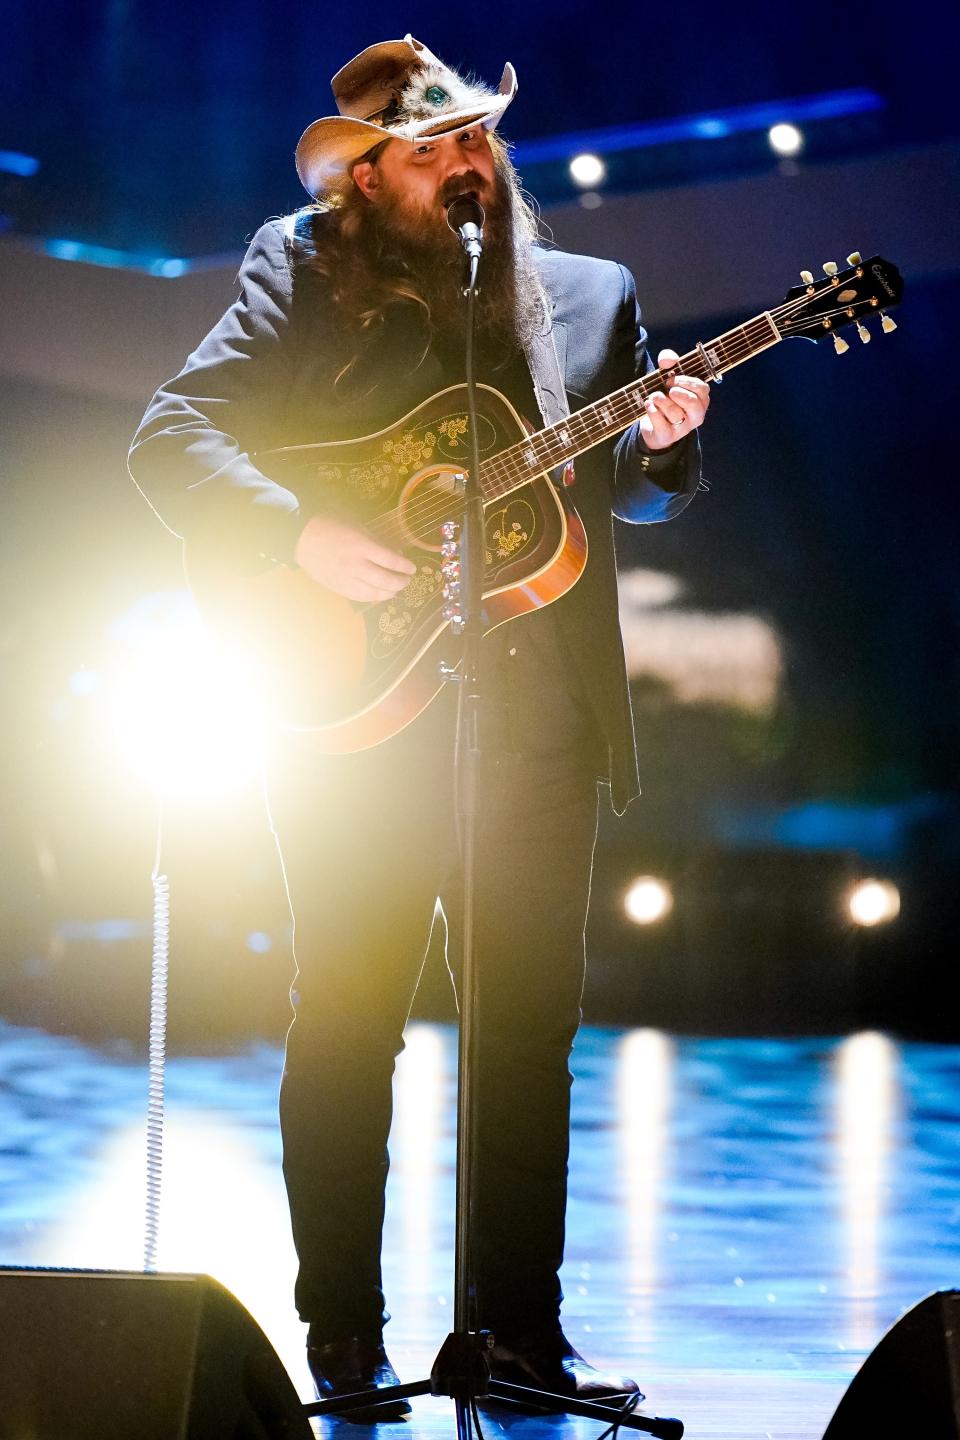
[{"left": 128, "top": 215, "right": 701, "bottom": 811}]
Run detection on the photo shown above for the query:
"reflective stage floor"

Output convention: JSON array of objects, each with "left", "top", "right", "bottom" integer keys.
[{"left": 1, "top": 1021, "right": 957, "bottom": 1438}]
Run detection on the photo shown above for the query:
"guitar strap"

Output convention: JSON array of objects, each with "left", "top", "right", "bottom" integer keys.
[
  {"left": 523, "top": 312, "right": 570, "bottom": 431},
  {"left": 522, "top": 290, "right": 575, "bottom": 489}
]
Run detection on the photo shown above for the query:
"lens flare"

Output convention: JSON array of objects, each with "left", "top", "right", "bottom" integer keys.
[
  {"left": 105, "top": 592, "right": 268, "bottom": 797},
  {"left": 847, "top": 878, "right": 901, "bottom": 927},
  {"left": 768, "top": 122, "right": 804, "bottom": 156},
  {"left": 624, "top": 876, "right": 673, "bottom": 925},
  {"left": 569, "top": 152, "right": 606, "bottom": 187}
]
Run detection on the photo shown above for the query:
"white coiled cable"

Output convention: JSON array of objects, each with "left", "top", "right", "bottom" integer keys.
[{"left": 144, "top": 808, "right": 170, "bottom": 1274}]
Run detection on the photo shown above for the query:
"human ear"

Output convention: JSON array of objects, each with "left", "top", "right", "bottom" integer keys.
[{"left": 352, "top": 161, "right": 380, "bottom": 201}]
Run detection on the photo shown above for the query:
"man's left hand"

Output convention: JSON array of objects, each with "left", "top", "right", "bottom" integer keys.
[{"left": 639, "top": 349, "right": 711, "bottom": 451}]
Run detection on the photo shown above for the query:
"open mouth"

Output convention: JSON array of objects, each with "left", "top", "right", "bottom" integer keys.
[
  {"left": 446, "top": 184, "right": 483, "bottom": 210},
  {"left": 443, "top": 188, "right": 479, "bottom": 211}
]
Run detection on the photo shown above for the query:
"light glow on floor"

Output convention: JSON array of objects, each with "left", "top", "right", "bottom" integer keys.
[
  {"left": 618, "top": 1029, "right": 674, "bottom": 1340},
  {"left": 835, "top": 1030, "right": 900, "bottom": 1349}
]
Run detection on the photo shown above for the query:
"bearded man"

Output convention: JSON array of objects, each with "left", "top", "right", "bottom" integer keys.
[{"left": 129, "top": 34, "right": 710, "bottom": 1421}]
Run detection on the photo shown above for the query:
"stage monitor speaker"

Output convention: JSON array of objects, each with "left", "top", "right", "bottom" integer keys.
[
  {"left": 823, "top": 1289, "right": 960, "bottom": 1437},
  {"left": 0, "top": 1267, "right": 313, "bottom": 1439}
]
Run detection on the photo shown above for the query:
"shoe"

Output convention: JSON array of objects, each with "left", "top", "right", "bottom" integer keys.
[
  {"left": 488, "top": 1325, "right": 643, "bottom": 1408},
  {"left": 307, "top": 1334, "right": 412, "bottom": 1422}
]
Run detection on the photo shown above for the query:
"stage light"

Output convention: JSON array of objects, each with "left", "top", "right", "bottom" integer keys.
[
  {"left": 617, "top": 567, "right": 783, "bottom": 714},
  {"left": 0, "top": 149, "right": 40, "bottom": 177},
  {"left": 624, "top": 876, "right": 673, "bottom": 925},
  {"left": 619, "top": 568, "right": 685, "bottom": 609},
  {"left": 569, "top": 152, "right": 606, "bottom": 187},
  {"left": 105, "top": 592, "right": 268, "bottom": 798},
  {"left": 42, "top": 238, "right": 194, "bottom": 276},
  {"left": 847, "top": 878, "right": 901, "bottom": 927},
  {"left": 768, "top": 122, "right": 804, "bottom": 156}
]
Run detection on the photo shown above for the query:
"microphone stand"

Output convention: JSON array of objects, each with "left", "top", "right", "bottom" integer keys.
[
  {"left": 445, "top": 200, "right": 490, "bottom": 1439},
  {"left": 302, "top": 198, "right": 684, "bottom": 1440}
]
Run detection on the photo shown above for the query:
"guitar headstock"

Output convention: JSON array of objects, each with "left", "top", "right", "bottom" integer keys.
[{"left": 774, "top": 253, "right": 903, "bottom": 352}]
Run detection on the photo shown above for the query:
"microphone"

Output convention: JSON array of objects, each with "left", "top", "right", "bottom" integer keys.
[{"left": 446, "top": 195, "right": 485, "bottom": 259}]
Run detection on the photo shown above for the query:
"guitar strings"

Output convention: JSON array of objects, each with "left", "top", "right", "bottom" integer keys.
[
  {"left": 349, "top": 285, "right": 880, "bottom": 547},
  {"left": 358, "top": 342, "right": 737, "bottom": 543},
  {"left": 361, "top": 291, "right": 855, "bottom": 540},
  {"left": 359, "top": 295, "right": 862, "bottom": 547},
  {"left": 348, "top": 282, "right": 867, "bottom": 544}
]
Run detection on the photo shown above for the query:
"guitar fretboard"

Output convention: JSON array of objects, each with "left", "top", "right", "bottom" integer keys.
[{"left": 480, "top": 310, "right": 781, "bottom": 501}]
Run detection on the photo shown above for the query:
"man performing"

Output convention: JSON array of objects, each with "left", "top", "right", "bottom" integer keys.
[{"left": 129, "top": 34, "right": 710, "bottom": 1420}]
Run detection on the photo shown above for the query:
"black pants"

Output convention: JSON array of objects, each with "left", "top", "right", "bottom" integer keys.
[{"left": 267, "top": 686, "right": 600, "bottom": 1343}]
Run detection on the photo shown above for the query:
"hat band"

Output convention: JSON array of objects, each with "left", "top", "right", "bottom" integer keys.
[{"left": 371, "top": 97, "right": 402, "bottom": 126}]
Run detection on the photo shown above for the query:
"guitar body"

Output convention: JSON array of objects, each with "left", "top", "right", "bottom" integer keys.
[{"left": 186, "top": 383, "right": 588, "bottom": 752}]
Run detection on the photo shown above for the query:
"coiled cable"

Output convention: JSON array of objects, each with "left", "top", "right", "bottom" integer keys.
[{"left": 144, "top": 806, "right": 169, "bottom": 1274}]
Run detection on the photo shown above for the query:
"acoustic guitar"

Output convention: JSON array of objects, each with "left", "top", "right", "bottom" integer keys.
[{"left": 186, "top": 252, "right": 902, "bottom": 752}]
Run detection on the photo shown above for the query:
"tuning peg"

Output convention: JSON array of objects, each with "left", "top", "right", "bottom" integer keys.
[
  {"left": 881, "top": 313, "right": 898, "bottom": 333},
  {"left": 833, "top": 333, "right": 850, "bottom": 355},
  {"left": 846, "top": 251, "right": 863, "bottom": 266},
  {"left": 857, "top": 322, "right": 871, "bottom": 344},
  {"left": 823, "top": 261, "right": 839, "bottom": 276},
  {"left": 800, "top": 269, "right": 814, "bottom": 285}
]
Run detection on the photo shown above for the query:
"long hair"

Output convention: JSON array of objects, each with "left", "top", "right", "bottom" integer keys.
[{"left": 291, "top": 134, "right": 545, "bottom": 390}]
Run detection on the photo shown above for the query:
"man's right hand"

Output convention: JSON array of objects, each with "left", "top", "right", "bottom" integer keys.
[{"left": 294, "top": 514, "right": 417, "bottom": 602}]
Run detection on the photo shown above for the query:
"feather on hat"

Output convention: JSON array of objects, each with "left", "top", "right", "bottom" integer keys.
[{"left": 295, "top": 35, "right": 517, "bottom": 198}]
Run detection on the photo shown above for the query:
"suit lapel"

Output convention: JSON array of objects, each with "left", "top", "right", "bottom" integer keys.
[{"left": 551, "top": 320, "right": 568, "bottom": 389}]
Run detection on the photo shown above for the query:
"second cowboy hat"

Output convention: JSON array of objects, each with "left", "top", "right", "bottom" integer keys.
[{"left": 295, "top": 34, "right": 517, "bottom": 199}]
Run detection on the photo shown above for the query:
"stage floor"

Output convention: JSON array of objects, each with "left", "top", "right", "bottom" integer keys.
[{"left": 1, "top": 1020, "right": 957, "bottom": 1438}]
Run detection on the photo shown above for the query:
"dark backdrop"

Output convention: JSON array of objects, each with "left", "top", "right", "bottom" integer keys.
[
  {"left": 1, "top": 270, "right": 956, "bottom": 1042},
  {"left": 2, "top": 2, "right": 958, "bottom": 1040}
]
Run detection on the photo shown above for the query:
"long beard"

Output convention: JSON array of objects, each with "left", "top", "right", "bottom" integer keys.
[{"left": 362, "top": 172, "right": 544, "bottom": 366}]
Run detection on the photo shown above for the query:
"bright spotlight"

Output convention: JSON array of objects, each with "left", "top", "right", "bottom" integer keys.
[
  {"left": 624, "top": 876, "right": 673, "bottom": 925},
  {"left": 768, "top": 122, "right": 804, "bottom": 157},
  {"left": 106, "top": 592, "right": 268, "bottom": 798},
  {"left": 847, "top": 879, "right": 901, "bottom": 928},
  {"left": 569, "top": 152, "right": 606, "bottom": 187}
]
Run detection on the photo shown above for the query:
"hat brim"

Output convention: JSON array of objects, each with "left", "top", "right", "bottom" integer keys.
[{"left": 295, "top": 64, "right": 516, "bottom": 198}]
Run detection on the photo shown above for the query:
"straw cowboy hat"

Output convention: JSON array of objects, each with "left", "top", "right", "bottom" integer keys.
[{"left": 295, "top": 34, "right": 518, "bottom": 198}]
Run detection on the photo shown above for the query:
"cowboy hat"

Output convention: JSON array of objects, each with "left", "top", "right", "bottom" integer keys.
[{"left": 295, "top": 34, "right": 517, "bottom": 198}]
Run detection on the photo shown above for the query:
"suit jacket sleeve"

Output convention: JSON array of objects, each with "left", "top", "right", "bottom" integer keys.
[
  {"left": 127, "top": 220, "right": 304, "bottom": 565},
  {"left": 611, "top": 262, "right": 702, "bottom": 524}
]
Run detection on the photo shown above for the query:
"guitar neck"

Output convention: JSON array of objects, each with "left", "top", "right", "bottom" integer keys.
[{"left": 481, "top": 310, "right": 782, "bottom": 501}]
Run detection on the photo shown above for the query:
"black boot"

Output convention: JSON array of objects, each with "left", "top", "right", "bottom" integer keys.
[
  {"left": 489, "top": 1324, "right": 643, "bottom": 1408},
  {"left": 307, "top": 1333, "right": 411, "bottom": 1422}
]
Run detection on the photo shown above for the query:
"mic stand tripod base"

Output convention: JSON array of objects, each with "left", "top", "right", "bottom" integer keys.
[
  {"left": 486, "top": 1380, "right": 685, "bottom": 1439},
  {"left": 302, "top": 1330, "right": 495, "bottom": 1421},
  {"left": 304, "top": 1347, "right": 684, "bottom": 1439},
  {"left": 430, "top": 1329, "right": 494, "bottom": 1398},
  {"left": 303, "top": 1379, "right": 431, "bottom": 1419}
]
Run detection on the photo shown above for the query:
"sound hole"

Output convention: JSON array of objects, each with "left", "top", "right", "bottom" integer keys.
[{"left": 398, "top": 466, "right": 465, "bottom": 551}]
